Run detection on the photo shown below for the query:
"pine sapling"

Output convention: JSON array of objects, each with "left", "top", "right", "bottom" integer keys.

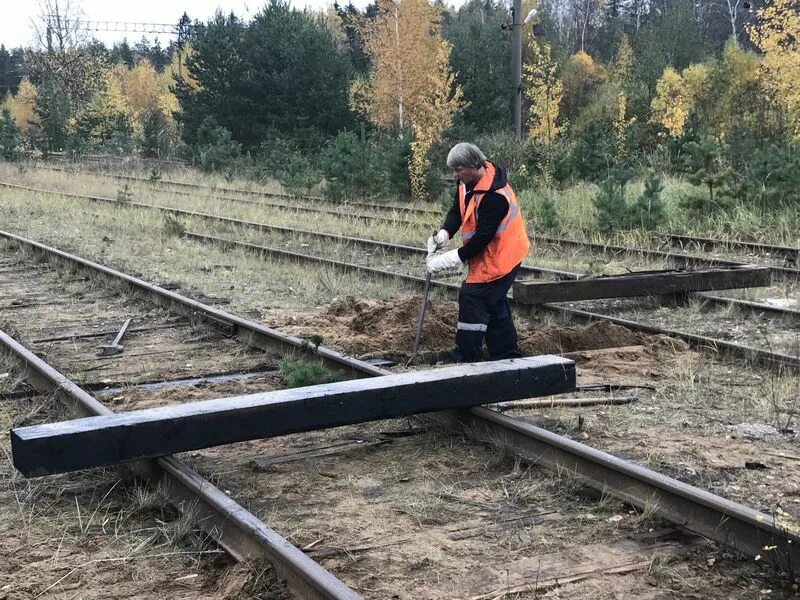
[{"left": 631, "top": 173, "right": 665, "bottom": 230}]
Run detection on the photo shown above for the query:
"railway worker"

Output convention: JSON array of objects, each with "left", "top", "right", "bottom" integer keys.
[{"left": 426, "top": 142, "right": 530, "bottom": 363}]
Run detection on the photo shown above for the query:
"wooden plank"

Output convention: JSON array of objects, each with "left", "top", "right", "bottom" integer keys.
[
  {"left": 12, "top": 356, "right": 575, "bottom": 476},
  {"left": 492, "top": 396, "right": 637, "bottom": 411},
  {"left": 513, "top": 266, "right": 771, "bottom": 304}
]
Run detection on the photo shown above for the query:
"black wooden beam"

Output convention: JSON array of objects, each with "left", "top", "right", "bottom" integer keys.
[
  {"left": 512, "top": 266, "right": 771, "bottom": 305},
  {"left": 12, "top": 356, "right": 575, "bottom": 477}
]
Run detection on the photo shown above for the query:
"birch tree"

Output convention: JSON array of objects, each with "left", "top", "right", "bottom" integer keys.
[
  {"left": 524, "top": 38, "right": 564, "bottom": 142},
  {"left": 4, "top": 78, "right": 39, "bottom": 131},
  {"left": 358, "top": 0, "right": 463, "bottom": 198},
  {"left": 749, "top": 0, "right": 800, "bottom": 139}
]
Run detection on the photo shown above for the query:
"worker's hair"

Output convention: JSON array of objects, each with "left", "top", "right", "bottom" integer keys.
[{"left": 446, "top": 142, "right": 487, "bottom": 169}]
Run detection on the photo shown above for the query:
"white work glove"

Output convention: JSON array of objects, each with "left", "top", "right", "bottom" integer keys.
[
  {"left": 426, "top": 248, "right": 462, "bottom": 274},
  {"left": 426, "top": 229, "right": 450, "bottom": 256}
]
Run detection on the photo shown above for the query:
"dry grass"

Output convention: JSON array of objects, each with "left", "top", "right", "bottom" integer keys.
[
  {"left": 0, "top": 401, "right": 210, "bottom": 589},
  {"left": 2, "top": 163, "right": 439, "bottom": 245},
  {"left": 3, "top": 162, "right": 799, "bottom": 597},
  {"left": 518, "top": 176, "right": 800, "bottom": 247},
  {"left": 0, "top": 363, "right": 293, "bottom": 597},
  {"left": 16, "top": 161, "right": 800, "bottom": 250},
  {"left": 0, "top": 184, "right": 424, "bottom": 312},
  {"left": 2, "top": 163, "right": 689, "bottom": 279}
]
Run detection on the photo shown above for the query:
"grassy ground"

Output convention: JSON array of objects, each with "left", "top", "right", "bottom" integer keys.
[
  {"left": 1, "top": 162, "right": 800, "bottom": 597},
  {"left": 0, "top": 384, "right": 287, "bottom": 599},
  {"left": 10, "top": 162, "right": 800, "bottom": 248},
  {"left": 0, "top": 183, "right": 428, "bottom": 315},
  {"left": 517, "top": 177, "right": 800, "bottom": 246}
]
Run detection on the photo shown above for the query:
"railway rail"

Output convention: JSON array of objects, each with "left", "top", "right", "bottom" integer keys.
[
  {"left": 2, "top": 178, "right": 797, "bottom": 325},
  {"left": 0, "top": 247, "right": 362, "bottom": 599},
  {"left": 536, "top": 234, "right": 800, "bottom": 281},
  {"left": 184, "top": 230, "right": 800, "bottom": 371},
  {"left": 663, "top": 233, "right": 800, "bottom": 266},
  {"left": 27, "top": 162, "right": 444, "bottom": 218},
  {"left": 2, "top": 230, "right": 799, "bottom": 579},
  {"left": 22, "top": 163, "right": 800, "bottom": 271},
  {"left": 2, "top": 178, "right": 798, "bottom": 369},
  {"left": 17, "top": 165, "right": 800, "bottom": 274}
]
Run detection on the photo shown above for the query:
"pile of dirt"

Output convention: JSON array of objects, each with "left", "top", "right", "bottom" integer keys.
[
  {"left": 278, "top": 295, "right": 458, "bottom": 360},
  {"left": 271, "top": 296, "right": 688, "bottom": 366},
  {"left": 349, "top": 295, "right": 457, "bottom": 349},
  {"left": 518, "top": 321, "right": 686, "bottom": 356}
]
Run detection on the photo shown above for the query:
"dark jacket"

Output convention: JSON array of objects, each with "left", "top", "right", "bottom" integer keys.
[{"left": 442, "top": 162, "right": 510, "bottom": 262}]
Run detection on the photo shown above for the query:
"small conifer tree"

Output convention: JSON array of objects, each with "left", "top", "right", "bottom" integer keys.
[{"left": 0, "top": 105, "right": 21, "bottom": 161}]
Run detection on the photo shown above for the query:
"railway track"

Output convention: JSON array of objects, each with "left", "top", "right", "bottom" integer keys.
[
  {"left": 2, "top": 178, "right": 797, "bottom": 324},
  {"left": 0, "top": 245, "right": 361, "bottom": 599},
  {"left": 536, "top": 234, "right": 800, "bottom": 281},
  {"left": 182, "top": 230, "right": 800, "bottom": 371},
  {"left": 6, "top": 175, "right": 799, "bottom": 368},
  {"left": 23, "top": 163, "right": 800, "bottom": 272},
  {"left": 26, "top": 162, "right": 444, "bottom": 219},
  {"left": 662, "top": 233, "right": 800, "bottom": 267},
  {"left": 2, "top": 230, "right": 799, "bottom": 588}
]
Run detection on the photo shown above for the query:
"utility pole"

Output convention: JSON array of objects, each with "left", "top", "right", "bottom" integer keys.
[
  {"left": 512, "top": 0, "right": 522, "bottom": 139},
  {"left": 510, "top": 5, "right": 537, "bottom": 139}
]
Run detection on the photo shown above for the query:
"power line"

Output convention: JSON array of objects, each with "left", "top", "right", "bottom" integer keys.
[
  {"left": 70, "top": 20, "right": 199, "bottom": 36},
  {"left": 46, "top": 16, "right": 197, "bottom": 80}
]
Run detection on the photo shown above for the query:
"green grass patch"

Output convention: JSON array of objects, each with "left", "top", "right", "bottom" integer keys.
[{"left": 279, "top": 359, "right": 340, "bottom": 388}]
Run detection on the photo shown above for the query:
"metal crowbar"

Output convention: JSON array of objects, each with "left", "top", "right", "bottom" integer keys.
[{"left": 408, "top": 271, "right": 432, "bottom": 365}]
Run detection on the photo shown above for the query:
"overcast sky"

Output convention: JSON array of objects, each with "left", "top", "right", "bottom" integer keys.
[{"left": 0, "top": 0, "right": 379, "bottom": 49}]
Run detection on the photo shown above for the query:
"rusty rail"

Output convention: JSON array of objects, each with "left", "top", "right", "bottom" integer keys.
[
  {"left": 4, "top": 179, "right": 795, "bottom": 317},
  {"left": 0, "top": 329, "right": 361, "bottom": 600},
  {"left": 2, "top": 230, "right": 799, "bottom": 574}
]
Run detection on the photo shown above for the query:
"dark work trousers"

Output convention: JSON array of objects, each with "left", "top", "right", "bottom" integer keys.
[{"left": 450, "top": 264, "right": 522, "bottom": 363}]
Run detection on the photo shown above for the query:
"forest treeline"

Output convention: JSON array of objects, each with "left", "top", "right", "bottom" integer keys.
[{"left": 0, "top": 0, "right": 797, "bottom": 214}]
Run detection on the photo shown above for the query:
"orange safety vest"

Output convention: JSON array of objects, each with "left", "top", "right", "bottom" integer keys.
[{"left": 458, "top": 162, "right": 530, "bottom": 283}]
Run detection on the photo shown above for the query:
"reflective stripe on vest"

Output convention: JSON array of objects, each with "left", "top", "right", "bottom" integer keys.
[{"left": 462, "top": 185, "right": 517, "bottom": 242}]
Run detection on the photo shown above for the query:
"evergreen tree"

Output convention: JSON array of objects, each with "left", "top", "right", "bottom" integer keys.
[
  {"left": 0, "top": 105, "right": 21, "bottom": 160},
  {"left": 175, "top": 2, "right": 353, "bottom": 150},
  {"left": 740, "top": 140, "right": 800, "bottom": 207},
  {"left": 0, "top": 45, "right": 24, "bottom": 98},
  {"left": 140, "top": 109, "right": 172, "bottom": 158},
  {"left": 110, "top": 39, "right": 135, "bottom": 68},
  {"left": 320, "top": 130, "right": 375, "bottom": 198},
  {"left": 593, "top": 173, "right": 630, "bottom": 233},
  {"left": 334, "top": 2, "right": 376, "bottom": 73},
  {"left": 192, "top": 115, "right": 242, "bottom": 172},
  {"left": 33, "top": 78, "right": 72, "bottom": 153},
  {"left": 443, "top": 0, "right": 512, "bottom": 134},
  {"left": 0, "top": 45, "right": 11, "bottom": 97},
  {"left": 148, "top": 39, "right": 171, "bottom": 72},
  {"left": 594, "top": 0, "right": 628, "bottom": 61},
  {"left": 683, "top": 136, "right": 730, "bottom": 207},
  {"left": 631, "top": 173, "right": 665, "bottom": 229}
]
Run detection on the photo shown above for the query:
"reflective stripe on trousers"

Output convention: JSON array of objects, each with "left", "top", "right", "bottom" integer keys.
[
  {"left": 450, "top": 265, "right": 522, "bottom": 363},
  {"left": 457, "top": 321, "right": 488, "bottom": 332}
]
